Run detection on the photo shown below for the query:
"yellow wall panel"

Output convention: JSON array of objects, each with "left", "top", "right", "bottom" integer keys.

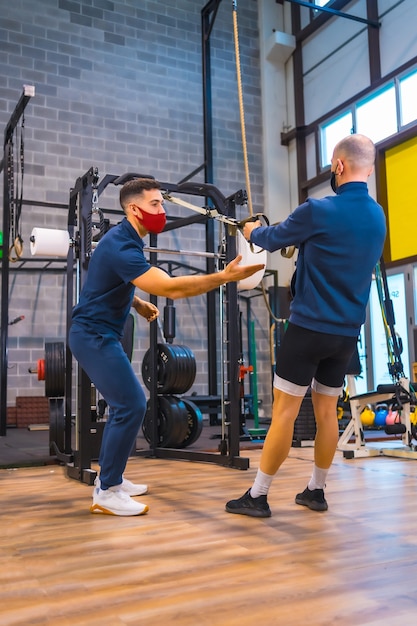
[{"left": 385, "top": 136, "right": 417, "bottom": 262}]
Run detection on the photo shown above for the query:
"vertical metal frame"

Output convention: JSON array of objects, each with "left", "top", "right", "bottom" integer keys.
[
  {"left": 202, "top": 0, "right": 222, "bottom": 400},
  {"left": 0, "top": 86, "right": 34, "bottom": 436},
  {"left": 65, "top": 168, "right": 100, "bottom": 482}
]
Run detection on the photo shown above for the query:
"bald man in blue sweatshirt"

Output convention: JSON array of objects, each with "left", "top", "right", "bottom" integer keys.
[{"left": 226, "top": 134, "right": 386, "bottom": 517}]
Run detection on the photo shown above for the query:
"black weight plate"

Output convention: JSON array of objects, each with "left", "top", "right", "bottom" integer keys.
[
  {"left": 49, "top": 397, "right": 65, "bottom": 454},
  {"left": 182, "top": 346, "right": 196, "bottom": 393},
  {"left": 142, "top": 395, "right": 189, "bottom": 448},
  {"left": 169, "top": 396, "right": 190, "bottom": 446},
  {"left": 177, "top": 398, "right": 204, "bottom": 448},
  {"left": 45, "top": 342, "right": 65, "bottom": 398},
  {"left": 141, "top": 349, "right": 152, "bottom": 390},
  {"left": 158, "top": 344, "right": 177, "bottom": 393},
  {"left": 166, "top": 345, "right": 184, "bottom": 394},
  {"left": 141, "top": 344, "right": 174, "bottom": 392},
  {"left": 159, "top": 396, "right": 184, "bottom": 447}
]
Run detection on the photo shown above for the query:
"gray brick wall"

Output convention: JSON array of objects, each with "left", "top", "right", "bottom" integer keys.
[{"left": 1, "top": 0, "right": 272, "bottom": 419}]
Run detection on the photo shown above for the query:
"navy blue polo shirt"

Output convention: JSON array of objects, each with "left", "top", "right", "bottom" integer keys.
[{"left": 72, "top": 218, "right": 151, "bottom": 338}]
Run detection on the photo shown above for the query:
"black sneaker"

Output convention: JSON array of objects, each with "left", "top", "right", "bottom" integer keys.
[
  {"left": 225, "top": 489, "right": 271, "bottom": 518},
  {"left": 295, "top": 486, "right": 328, "bottom": 512}
]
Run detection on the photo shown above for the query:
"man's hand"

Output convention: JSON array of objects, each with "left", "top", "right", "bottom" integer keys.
[
  {"left": 132, "top": 297, "right": 159, "bottom": 322},
  {"left": 223, "top": 255, "right": 265, "bottom": 283},
  {"left": 243, "top": 219, "right": 262, "bottom": 242}
]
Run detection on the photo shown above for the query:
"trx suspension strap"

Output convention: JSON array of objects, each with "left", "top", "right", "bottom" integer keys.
[
  {"left": 8, "top": 114, "right": 25, "bottom": 262},
  {"left": 374, "top": 257, "right": 406, "bottom": 382}
]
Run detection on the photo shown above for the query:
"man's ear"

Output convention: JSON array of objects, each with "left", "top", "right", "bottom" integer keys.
[{"left": 130, "top": 203, "right": 142, "bottom": 218}]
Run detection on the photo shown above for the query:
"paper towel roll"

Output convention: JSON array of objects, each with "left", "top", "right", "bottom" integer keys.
[
  {"left": 236, "top": 229, "right": 267, "bottom": 291},
  {"left": 30, "top": 227, "right": 70, "bottom": 258}
]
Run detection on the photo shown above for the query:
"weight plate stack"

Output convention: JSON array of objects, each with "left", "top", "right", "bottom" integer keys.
[
  {"left": 142, "top": 395, "right": 190, "bottom": 448},
  {"left": 142, "top": 343, "right": 196, "bottom": 394}
]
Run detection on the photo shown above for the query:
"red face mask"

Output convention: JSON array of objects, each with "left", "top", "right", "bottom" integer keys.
[{"left": 135, "top": 207, "right": 167, "bottom": 234}]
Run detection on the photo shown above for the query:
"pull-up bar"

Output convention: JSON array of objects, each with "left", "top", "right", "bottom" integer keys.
[{"left": 283, "top": 0, "right": 380, "bottom": 28}]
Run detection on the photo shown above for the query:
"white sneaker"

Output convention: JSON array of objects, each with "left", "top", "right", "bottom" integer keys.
[
  {"left": 90, "top": 485, "right": 149, "bottom": 516},
  {"left": 94, "top": 476, "right": 148, "bottom": 497},
  {"left": 120, "top": 477, "right": 148, "bottom": 496}
]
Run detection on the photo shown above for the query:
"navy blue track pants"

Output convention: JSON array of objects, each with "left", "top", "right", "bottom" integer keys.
[{"left": 69, "top": 323, "right": 147, "bottom": 490}]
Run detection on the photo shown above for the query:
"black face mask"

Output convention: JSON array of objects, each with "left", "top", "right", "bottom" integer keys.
[{"left": 330, "top": 170, "right": 338, "bottom": 194}]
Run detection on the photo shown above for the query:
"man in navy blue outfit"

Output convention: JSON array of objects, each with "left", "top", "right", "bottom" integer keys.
[
  {"left": 69, "top": 177, "right": 265, "bottom": 516},
  {"left": 226, "top": 133, "right": 387, "bottom": 518}
]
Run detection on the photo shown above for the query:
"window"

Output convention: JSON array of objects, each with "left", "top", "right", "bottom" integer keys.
[
  {"left": 356, "top": 84, "right": 397, "bottom": 144},
  {"left": 399, "top": 72, "right": 417, "bottom": 127},
  {"left": 320, "top": 112, "right": 353, "bottom": 168},
  {"left": 318, "top": 67, "right": 417, "bottom": 173}
]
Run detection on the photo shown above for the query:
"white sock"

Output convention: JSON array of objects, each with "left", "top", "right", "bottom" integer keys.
[
  {"left": 308, "top": 465, "right": 328, "bottom": 491},
  {"left": 250, "top": 469, "right": 274, "bottom": 498}
]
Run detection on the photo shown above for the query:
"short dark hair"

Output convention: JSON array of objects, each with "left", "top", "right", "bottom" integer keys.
[{"left": 119, "top": 178, "right": 161, "bottom": 211}]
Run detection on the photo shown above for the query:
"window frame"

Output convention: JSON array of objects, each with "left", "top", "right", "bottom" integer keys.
[{"left": 318, "top": 66, "right": 417, "bottom": 170}]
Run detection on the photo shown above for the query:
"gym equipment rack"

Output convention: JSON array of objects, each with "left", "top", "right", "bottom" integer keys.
[{"left": 59, "top": 168, "right": 256, "bottom": 483}]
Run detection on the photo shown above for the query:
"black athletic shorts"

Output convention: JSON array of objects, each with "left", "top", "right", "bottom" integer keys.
[{"left": 274, "top": 322, "right": 358, "bottom": 397}]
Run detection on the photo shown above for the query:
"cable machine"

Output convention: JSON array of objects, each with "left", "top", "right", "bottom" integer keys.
[{"left": 47, "top": 168, "right": 253, "bottom": 484}]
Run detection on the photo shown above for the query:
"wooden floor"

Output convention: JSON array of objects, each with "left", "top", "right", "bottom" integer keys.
[{"left": 1, "top": 446, "right": 417, "bottom": 626}]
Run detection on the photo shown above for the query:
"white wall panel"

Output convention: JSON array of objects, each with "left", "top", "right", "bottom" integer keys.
[
  {"left": 302, "top": 1, "right": 372, "bottom": 128},
  {"left": 303, "top": 30, "right": 369, "bottom": 124},
  {"left": 302, "top": 1, "right": 367, "bottom": 74},
  {"left": 379, "top": 0, "right": 417, "bottom": 76}
]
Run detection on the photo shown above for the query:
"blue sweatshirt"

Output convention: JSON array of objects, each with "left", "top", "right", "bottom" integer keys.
[{"left": 251, "top": 182, "right": 386, "bottom": 336}]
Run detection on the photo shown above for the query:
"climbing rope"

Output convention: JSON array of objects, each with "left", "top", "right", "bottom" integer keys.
[
  {"left": 233, "top": 0, "right": 295, "bottom": 315},
  {"left": 232, "top": 0, "right": 253, "bottom": 217}
]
